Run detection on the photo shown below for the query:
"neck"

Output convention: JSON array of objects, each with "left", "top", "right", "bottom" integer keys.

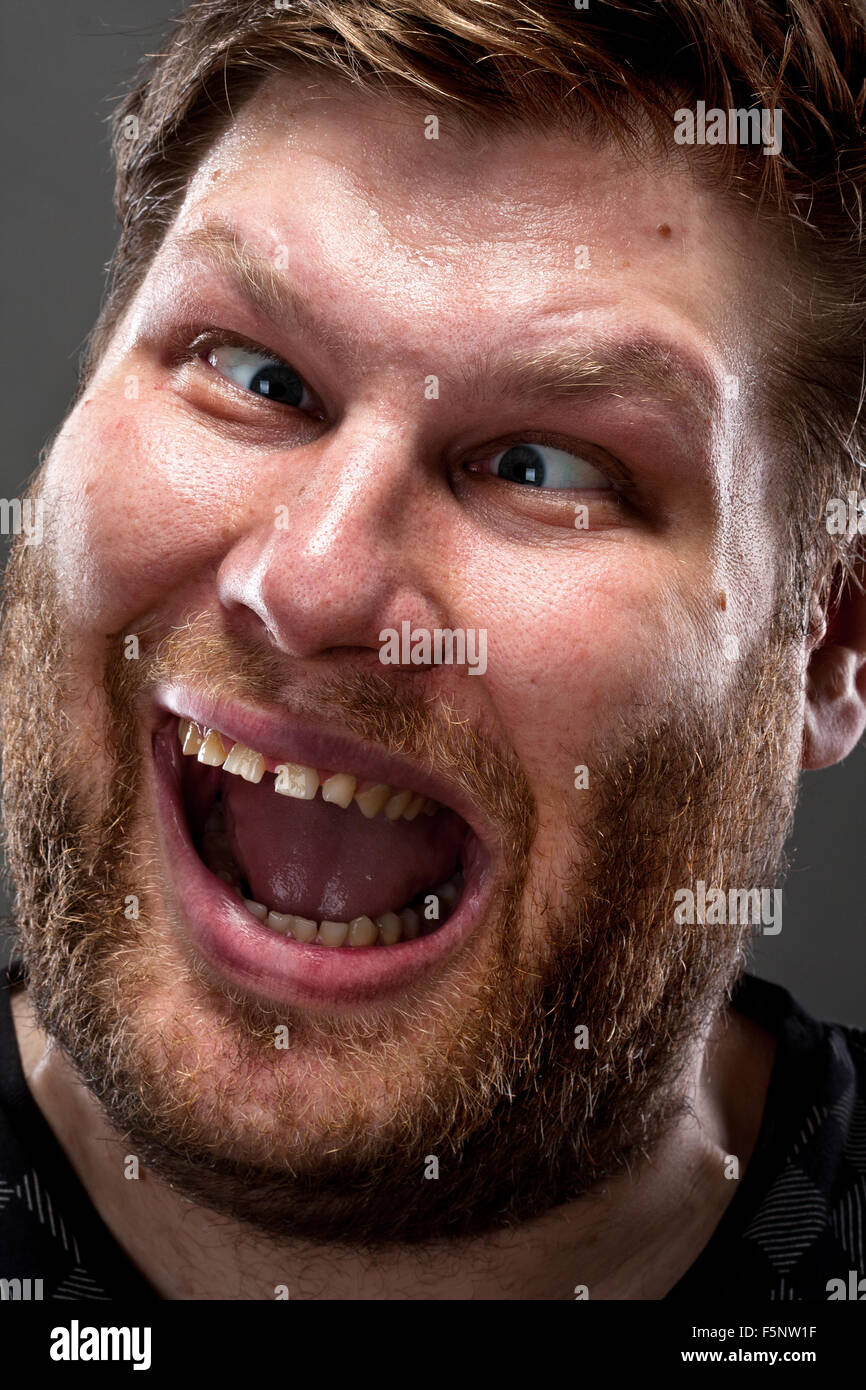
[{"left": 10, "top": 987, "right": 774, "bottom": 1300}]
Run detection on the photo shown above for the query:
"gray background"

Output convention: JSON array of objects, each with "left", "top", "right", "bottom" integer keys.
[{"left": 1, "top": 1, "right": 864, "bottom": 1023}]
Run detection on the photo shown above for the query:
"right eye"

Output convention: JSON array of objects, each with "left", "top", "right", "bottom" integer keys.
[{"left": 206, "top": 343, "right": 318, "bottom": 411}]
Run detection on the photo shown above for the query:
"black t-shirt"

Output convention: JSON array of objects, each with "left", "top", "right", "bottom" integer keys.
[{"left": 1, "top": 960, "right": 864, "bottom": 1301}]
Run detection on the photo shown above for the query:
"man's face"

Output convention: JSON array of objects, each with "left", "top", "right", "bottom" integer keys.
[{"left": 1, "top": 77, "right": 805, "bottom": 1242}]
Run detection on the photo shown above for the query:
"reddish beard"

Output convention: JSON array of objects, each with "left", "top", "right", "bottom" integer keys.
[{"left": 0, "top": 524, "right": 801, "bottom": 1244}]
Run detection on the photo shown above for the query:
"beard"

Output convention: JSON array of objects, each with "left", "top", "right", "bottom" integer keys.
[{"left": 0, "top": 522, "right": 802, "bottom": 1248}]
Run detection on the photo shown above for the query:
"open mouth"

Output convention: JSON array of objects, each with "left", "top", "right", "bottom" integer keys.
[{"left": 177, "top": 717, "right": 476, "bottom": 950}]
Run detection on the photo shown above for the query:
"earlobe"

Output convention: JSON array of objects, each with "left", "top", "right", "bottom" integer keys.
[{"left": 802, "top": 568, "right": 866, "bottom": 770}]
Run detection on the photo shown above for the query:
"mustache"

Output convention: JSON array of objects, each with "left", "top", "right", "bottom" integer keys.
[{"left": 116, "top": 610, "right": 537, "bottom": 850}]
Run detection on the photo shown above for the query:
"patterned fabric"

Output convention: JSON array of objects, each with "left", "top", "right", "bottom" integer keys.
[
  {"left": 0, "top": 961, "right": 864, "bottom": 1301},
  {"left": 668, "top": 977, "right": 866, "bottom": 1300},
  {"left": 0, "top": 963, "right": 156, "bottom": 1301},
  {"left": 0, "top": 1165, "right": 109, "bottom": 1300}
]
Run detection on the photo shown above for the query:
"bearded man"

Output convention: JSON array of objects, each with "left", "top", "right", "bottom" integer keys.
[{"left": 0, "top": 0, "right": 864, "bottom": 1302}]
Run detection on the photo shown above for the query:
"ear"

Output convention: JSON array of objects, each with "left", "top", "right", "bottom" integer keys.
[{"left": 802, "top": 563, "right": 866, "bottom": 770}]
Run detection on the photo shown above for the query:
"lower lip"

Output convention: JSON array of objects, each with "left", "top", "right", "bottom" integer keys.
[{"left": 152, "top": 728, "right": 492, "bottom": 1010}]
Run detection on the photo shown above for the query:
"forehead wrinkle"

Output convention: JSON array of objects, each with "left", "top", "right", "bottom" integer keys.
[{"left": 167, "top": 222, "right": 721, "bottom": 435}]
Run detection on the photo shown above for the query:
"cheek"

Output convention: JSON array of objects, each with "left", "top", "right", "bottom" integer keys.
[
  {"left": 40, "top": 391, "right": 251, "bottom": 633},
  {"left": 480, "top": 552, "right": 683, "bottom": 747},
  {"left": 471, "top": 548, "right": 714, "bottom": 866}
]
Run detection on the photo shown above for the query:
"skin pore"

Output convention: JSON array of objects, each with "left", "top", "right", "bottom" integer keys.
[{"left": 5, "top": 74, "right": 866, "bottom": 1299}]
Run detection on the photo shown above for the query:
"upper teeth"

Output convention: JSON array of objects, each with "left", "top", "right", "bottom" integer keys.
[{"left": 177, "top": 719, "right": 440, "bottom": 821}]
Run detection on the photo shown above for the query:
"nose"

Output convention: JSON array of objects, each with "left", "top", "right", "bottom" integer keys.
[{"left": 217, "top": 416, "right": 445, "bottom": 663}]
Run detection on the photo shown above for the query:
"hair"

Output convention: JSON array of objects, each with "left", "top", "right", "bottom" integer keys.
[{"left": 85, "top": 0, "right": 866, "bottom": 610}]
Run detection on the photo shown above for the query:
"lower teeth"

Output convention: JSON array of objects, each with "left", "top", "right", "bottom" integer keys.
[{"left": 198, "top": 796, "right": 463, "bottom": 947}]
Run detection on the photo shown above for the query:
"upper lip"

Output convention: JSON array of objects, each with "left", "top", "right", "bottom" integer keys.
[{"left": 152, "top": 683, "right": 503, "bottom": 859}]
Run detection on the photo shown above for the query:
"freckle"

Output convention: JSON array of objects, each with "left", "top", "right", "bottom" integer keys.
[
  {"left": 718, "top": 590, "right": 728, "bottom": 611},
  {"left": 657, "top": 223, "right": 672, "bottom": 237},
  {"left": 211, "top": 168, "right": 222, "bottom": 180}
]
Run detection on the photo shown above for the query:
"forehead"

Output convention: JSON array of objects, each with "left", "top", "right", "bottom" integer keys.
[
  {"left": 170, "top": 71, "right": 767, "bottom": 334},
  {"left": 122, "top": 70, "right": 784, "bottom": 501}
]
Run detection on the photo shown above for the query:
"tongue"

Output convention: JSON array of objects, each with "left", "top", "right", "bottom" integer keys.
[{"left": 222, "top": 774, "right": 465, "bottom": 922}]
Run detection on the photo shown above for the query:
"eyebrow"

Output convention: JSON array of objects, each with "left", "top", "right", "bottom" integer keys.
[
  {"left": 169, "top": 220, "right": 721, "bottom": 429},
  {"left": 171, "top": 221, "right": 356, "bottom": 361},
  {"left": 462, "top": 338, "right": 721, "bottom": 430}
]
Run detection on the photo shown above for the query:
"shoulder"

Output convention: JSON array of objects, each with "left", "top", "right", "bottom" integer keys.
[
  {"left": 733, "top": 976, "right": 866, "bottom": 1299},
  {"left": 671, "top": 975, "right": 866, "bottom": 1300}
]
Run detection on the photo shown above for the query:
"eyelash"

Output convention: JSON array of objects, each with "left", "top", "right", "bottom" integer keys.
[
  {"left": 174, "top": 327, "right": 325, "bottom": 418},
  {"left": 465, "top": 437, "right": 625, "bottom": 486},
  {"left": 172, "top": 327, "right": 635, "bottom": 501},
  {"left": 180, "top": 328, "right": 289, "bottom": 375}
]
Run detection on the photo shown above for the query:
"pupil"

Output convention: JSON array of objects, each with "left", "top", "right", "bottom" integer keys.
[
  {"left": 249, "top": 365, "right": 303, "bottom": 406},
  {"left": 498, "top": 445, "right": 545, "bottom": 486}
]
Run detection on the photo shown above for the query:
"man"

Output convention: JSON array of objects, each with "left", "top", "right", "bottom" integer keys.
[{"left": 0, "top": 0, "right": 864, "bottom": 1302}]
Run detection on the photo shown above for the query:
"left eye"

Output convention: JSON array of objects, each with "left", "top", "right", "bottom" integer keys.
[
  {"left": 487, "top": 442, "right": 612, "bottom": 490},
  {"left": 207, "top": 344, "right": 317, "bottom": 410}
]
